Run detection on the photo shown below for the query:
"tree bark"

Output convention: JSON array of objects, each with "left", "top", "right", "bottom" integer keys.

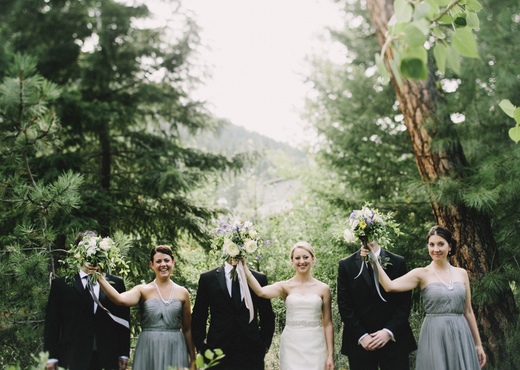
[{"left": 365, "top": 0, "right": 517, "bottom": 364}]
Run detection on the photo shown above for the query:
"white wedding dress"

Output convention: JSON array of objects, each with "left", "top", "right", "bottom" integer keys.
[{"left": 279, "top": 294, "right": 327, "bottom": 370}]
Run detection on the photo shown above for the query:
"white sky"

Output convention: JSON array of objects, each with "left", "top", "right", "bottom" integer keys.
[{"left": 147, "top": 0, "right": 345, "bottom": 147}]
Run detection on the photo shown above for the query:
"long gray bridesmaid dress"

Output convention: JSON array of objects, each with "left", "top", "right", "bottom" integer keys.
[
  {"left": 132, "top": 298, "right": 189, "bottom": 370},
  {"left": 415, "top": 282, "right": 480, "bottom": 370}
]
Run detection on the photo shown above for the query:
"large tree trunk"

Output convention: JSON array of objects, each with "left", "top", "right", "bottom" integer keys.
[{"left": 365, "top": 0, "right": 517, "bottom": 365}]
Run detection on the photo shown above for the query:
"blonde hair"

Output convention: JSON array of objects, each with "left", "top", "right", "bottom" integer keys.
[{"left": 290, "top": 241, "right": 316, "bottom": 260}]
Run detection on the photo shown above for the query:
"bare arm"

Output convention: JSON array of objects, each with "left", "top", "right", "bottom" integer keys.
[
  {"left": 243, "top": 263, "right": 284, "bottom": 299},
  {"left": 97, "top": 273, "right": 141, "bottom": 306},
  {"left": 179, "top": 287, "right": 197, "bottom": 370},
  {"left": 363, "top": 248, "right": 422, "bottom": 292},
  {"left": 461, "top": 269, "right": 486, "bottom": 368},
  {"left": 321, "top": 285, "right": 335, "bottom": 370}
]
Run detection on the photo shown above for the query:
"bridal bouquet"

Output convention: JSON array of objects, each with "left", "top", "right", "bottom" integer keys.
[
  {"left": 212, "top": 219, "right": 263, "bottom": 262},
  {"left": 61, "top": 232, "right": 129, "bottom": 285},
  {"left": 343, "top": 204, "right": 401, "bottom": 252}
]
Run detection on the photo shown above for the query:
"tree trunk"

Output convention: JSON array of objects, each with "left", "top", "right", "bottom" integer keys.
[{"left": 365, "top": 0, "right": 517, "bottom": 365}]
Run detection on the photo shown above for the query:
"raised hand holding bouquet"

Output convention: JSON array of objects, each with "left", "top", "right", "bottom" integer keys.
[
  {"left": 343, "top": 204, "right": 401, "bottom": 300},
  {"left": 212, "top": 219, "right": 264, "bottom": 322}
]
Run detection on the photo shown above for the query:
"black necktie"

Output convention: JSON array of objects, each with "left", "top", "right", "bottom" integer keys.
[
  {"left": 83, "top": 276, "right": 94, "bottom": 311},
  {"left": 231, "top": 274, "right": 241, "bottom": 307}
]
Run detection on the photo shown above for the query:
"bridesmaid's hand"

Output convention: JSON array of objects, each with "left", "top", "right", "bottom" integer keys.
[{"left": 476, "top": 345, "right": 486, "bottom": 368}]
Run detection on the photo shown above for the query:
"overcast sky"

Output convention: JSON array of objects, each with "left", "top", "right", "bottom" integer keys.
[{"left": 152, "top": 0, "right": 346, "bottom": 147}]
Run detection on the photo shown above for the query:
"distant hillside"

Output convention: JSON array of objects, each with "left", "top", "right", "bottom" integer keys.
[
  {"left": 181, "top": 119, "right": 308, "bottom": 215},
  {"left": 181, "top": 119, "right": 306, "bottom": 159}
]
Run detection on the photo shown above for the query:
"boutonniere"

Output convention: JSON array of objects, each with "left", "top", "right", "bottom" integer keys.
[{"left": 378, "top": 255, "right": 392, "bottom": 269}]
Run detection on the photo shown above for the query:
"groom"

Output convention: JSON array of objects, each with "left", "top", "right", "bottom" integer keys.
[
  {"left": 191, "top": 257, "right": 275, "bottom": 370},
  {"left": 337, "top": 240, "right": 416, "bottom": 370}
]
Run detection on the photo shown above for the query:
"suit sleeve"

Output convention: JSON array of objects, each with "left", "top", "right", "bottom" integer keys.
[
  {"left": 254, "top": 271, "right": 275, "bottom": 353},
  {"left": 43, "top": 278, "right": 63, "bottom": 359},
  {"left": 191, "top": 274, "right": 210, "bottom": 353},
  {"left": 337, "top": 260, "right": 367, "bottom": 341},
  {"left": 382, "top": 256, "right": 413, "bottom": 339}
]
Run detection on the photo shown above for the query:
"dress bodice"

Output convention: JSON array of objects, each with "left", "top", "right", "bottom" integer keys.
[
  {"left": 420, "top": 282, "right": 466, "bottom": 315},
  {"left": 140, "top": 298, "right": 183, "bottom": 330},
  {"left": 285, "top": 294, "right": 322, "bottom": 327}
]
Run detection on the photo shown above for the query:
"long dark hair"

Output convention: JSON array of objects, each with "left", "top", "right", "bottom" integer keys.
[{"left": 427, "top": 225, "right": 457, "bottom": 255}]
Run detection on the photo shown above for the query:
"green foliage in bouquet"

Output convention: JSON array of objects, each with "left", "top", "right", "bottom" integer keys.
[{"left": 60, "top": 232, "right": 130, "bottom": 283}]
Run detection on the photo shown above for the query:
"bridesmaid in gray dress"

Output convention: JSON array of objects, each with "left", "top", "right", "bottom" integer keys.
[
  {"left": 96, "top": 245, "right": 196, "bottom": 370},
  {"left": 365, "top": 226, "right": 486, "bottom": 369}
]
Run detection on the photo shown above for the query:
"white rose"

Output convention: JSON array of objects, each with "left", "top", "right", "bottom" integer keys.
[
  {"left": 98, "top": 238, "right": 111, "bottom": 251},
  {"left": 248, "top": 229, "right": 258, "bottom": 238},
  {"left": 243, "top": 221, "right": 253, "bottom": 229},
  {"left": 86, "top": 245, "right": 97, "bottom": 257},
  {"left": 343, "top": 228, "right": 356, "bottom": 243},
  {"left": 349, "top": 218, "right": 359, "bottom": 229},
  {"left": 223, "top": 238, "right": 240, "bottom": 257},
  {"left": 87, "top": 237, "right": 99, "bottom": 249},
  {"left": 244, "top": 239, "right": 258, "bottom": 254}
]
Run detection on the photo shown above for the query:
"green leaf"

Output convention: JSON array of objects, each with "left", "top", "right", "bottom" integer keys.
[
  {"left": 499, "top": 99, "right": 516, "bottom": 118},
  {"left": 466, "top": 0, "right": 483, "bottom": 11},
  {"left": 434, "top": 0, "right": 452, "bottom": 6},
  {"left": 514, "top": 107, "right": 520, "bottom": 124},
  {"left": 400, "top": 47, "right": 428, "bottom": 80},
  {"left": 195, "top": 356, "right": 205, "bottom": 368},
  {"left": 466, "top": 12, "right": 480, "bottom": 29},
  {"left": 452, "top": 28, "right": 479, "bottom": 58},
  {"left": 438, "top": 13, "right": 454, "bottom": 24},
  {"left": 446, "top": 45, "right": 461, "bottom": 74},
  {"left": 404, "top": 24, "right": 429, "bottom": 47},
  {"left": 394, "top": 0, "right": 413, "bottom": 23},
  {"left": 413, "top": 2, "right": 431, "bottom": 20},
  {"left": 375, "top": 53, "right": 390, "bottom": 81},
  {"left": 454, "top": 16, "right": 467, "bottom": 27},
  {"left": 433, "top": 42, "right": 448, "bottom": 74},
  {"left": 508, "top": 126, "right": 520, "bottom": 144},
  {"left": 425, "top": 0, "right": 440, "bottom": 18},
  {"left": 204, "top": 349, "right": 215, "bottom": 360},
  {"left": 389, "top": 58, "right": 404, "bottom": 88}
]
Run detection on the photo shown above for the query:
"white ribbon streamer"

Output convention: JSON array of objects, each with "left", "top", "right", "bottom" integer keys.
[
  {"left": 236, "top": 263, "right": 254, "bottom": 323},
  {"left": 87, "top": 277, "right": 130, "bottom": 329}
]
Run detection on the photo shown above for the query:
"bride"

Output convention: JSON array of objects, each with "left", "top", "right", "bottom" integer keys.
[{"left": 243, "top": 241, "right": 334, "bottom": 370}]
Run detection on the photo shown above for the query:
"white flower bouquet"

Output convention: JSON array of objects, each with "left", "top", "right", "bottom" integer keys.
[
  {"left": 212, "top": 219, "right": 263, "bottom": 262},
  {"left": 343, "top": 204, "right": 401, "bottom": 253},
  {"left": 61, "top": 232, "right": 129, "bottom": 285}
]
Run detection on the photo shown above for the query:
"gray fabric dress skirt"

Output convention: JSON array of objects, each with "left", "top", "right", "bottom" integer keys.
[
  {"left": 132, "top": 299, "right": 189, "bottom": 370},
  {"left": 415, "top": 282, "right": 480, "bottom": 370}
]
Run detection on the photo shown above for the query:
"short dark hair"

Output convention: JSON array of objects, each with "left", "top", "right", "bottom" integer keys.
[
  {"left": 74, "top": 230, "right": 97, "bottom": 246},
  {"left": 427, "top": 225, "right": 457, "bottom": 255},
  {"left": 150, "top": 245, "right": 174, "bottom": 262}
]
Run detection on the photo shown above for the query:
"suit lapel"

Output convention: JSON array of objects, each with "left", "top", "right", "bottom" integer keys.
[{"left": 216, "top": 266, "right": 231, "bottom": 299}]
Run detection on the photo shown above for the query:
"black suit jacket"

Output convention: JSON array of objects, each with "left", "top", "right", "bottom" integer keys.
[
  {"left": 191, "top": 266, "right": 275, "bottom": 369},
  {"left": 43, "top": 274, "right": 130, "bottom": 370},
  {"left": 337, "top": 249, "right": 417, "bottom": 357}
]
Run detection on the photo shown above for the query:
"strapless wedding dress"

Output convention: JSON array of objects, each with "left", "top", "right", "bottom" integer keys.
[{"left": 279, "top": 294, "right": 326, "bottom": 370}]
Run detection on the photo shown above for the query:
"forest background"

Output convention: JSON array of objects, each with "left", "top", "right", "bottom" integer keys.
[{"left": 0, "top": 0, "right": 519, "bottom": 369}]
